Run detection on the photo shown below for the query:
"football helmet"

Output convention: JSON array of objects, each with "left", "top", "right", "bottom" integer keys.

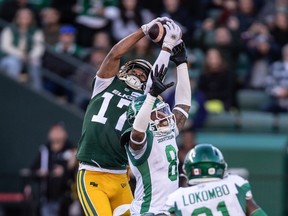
[
  {"left": 118, "top": 59, "right": 152, "bottom": 91},
  {"left": 183, "top": 144, "right": 227, "bottom": 185},
  {"left": 126, "top": 95, "right": 175, "bottom": 136}
]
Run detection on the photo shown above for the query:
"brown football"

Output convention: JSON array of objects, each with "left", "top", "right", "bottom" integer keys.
[{"left": 148, "top": 21, "right": 167, "bottom": 45}]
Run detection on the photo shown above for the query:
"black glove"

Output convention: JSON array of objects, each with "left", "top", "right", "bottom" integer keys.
[
  {"left": 170, "top": 41, "right": 188, "bottom": 66},
  {"left": 149, "top": 64, "right": 174, "bottom": 97}
]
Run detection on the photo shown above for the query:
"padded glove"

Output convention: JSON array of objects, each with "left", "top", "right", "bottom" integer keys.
[
  {"left": 149, "top": 64, "right": 174, "bottom": 97},
  {"left": 170, "top": 40, "right": 188, "bottom": 66},
  {"left": 162, "top": 21, "right": 182, "bottom": 51},
  {"left": 141, "top": 17, "right": 172, "bottom": 35}
]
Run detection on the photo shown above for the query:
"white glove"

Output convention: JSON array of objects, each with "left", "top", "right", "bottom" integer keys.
[
  {"left": 141, "top": 17, "right": 172, "bottom": 35},
  {"left": 162, "top": 21, "right": 182, "bottom": 51}
]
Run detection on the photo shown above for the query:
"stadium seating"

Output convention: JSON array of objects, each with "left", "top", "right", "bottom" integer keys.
[{"left": 237, "top": 89, "right": 270, "bottom": 111}]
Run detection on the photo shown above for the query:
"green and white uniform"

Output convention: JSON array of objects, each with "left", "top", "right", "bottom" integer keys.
[
  {"left": 76, "top": 75, "right": 143, "bottom": 172},
  {"left": 125, "top": 129, "right": 179, "bottom": 215},
  {"left": 165, "top": 174, "right": 252, "bottom": 216}
]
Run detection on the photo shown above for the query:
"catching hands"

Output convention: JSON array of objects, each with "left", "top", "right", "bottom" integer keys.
[
  {"left": 141, "top": 17, "right": 172, "bottom": 35},
  {"left": 162, "top": 21, "right": 182, "bottom": 51},
  {"left": 149, "top": 64, "right": 174, "bottom": 97},
  {"left": 170, "top": 40, "right": 188, "bottom": 66}
]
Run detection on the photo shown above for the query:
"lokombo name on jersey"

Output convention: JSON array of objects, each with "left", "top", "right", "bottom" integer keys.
[{"left": 182, "top": 184, "right": 230, "bottom": 206}]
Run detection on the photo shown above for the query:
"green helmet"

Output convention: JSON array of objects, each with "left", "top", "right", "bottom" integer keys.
[
  {"left": 126, "top": 95, "right": 175, "bottom": 136},
  {"left": 183, "top": 144, "right": 227, "bottom": 185}
]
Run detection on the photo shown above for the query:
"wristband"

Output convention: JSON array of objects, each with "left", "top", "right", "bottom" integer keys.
[{"left": 173, "top": 106, "right": 189, "bottom": 118}]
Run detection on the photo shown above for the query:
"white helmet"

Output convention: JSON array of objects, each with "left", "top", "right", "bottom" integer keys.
[{"left": 126, "top": 95, "right": 175, "bottom": 136}]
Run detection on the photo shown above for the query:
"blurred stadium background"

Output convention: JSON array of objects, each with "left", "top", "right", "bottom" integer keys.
[{"left": 0, "top": 0, "right": 287, "bottom": 215}]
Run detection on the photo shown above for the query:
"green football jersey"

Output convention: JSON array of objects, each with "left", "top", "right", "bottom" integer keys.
[{"left": 76, "top": 77, "right": 143, "bottom": 170}]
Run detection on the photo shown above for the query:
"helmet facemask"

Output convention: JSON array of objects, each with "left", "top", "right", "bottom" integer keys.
[
  {"left": 118, "top": 59, "right": 152, "bottom": 91},
  {"left": 126, "top": 96, "right": 175, "bottom": 136},
  {"left": 149, "top": 101, "right": 175, "bottom": 136}
]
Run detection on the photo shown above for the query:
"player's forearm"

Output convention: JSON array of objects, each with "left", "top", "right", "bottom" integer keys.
[
  {"left": 133, "top": 93, "right": 156, "bottom": 133},
  {"left": 144, "top": 50, "right": 171, "bottom": 94},
  {"left": 97, "top": 29, "right": 145, "bottom": 78},
  {"left": 109, "top": 28, "right": 145, "bottom": 60},
  {"left": 173, "top": 63, "right": 191, "bottom": 131},
  {"left": 130, "top": 94, "right": 156, "bottom": 150},
  {"left": 175, "top": 63, "right": 191, "bottom": 107}
]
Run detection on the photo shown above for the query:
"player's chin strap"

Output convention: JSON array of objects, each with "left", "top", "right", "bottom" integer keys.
[{"left": 125, "top": 75, "right": 143, "bottom": 90}]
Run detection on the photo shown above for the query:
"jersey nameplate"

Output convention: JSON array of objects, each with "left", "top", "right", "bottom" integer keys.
[
  {"left": 112, "top": 89, "right": 141, "bottom": 100},
  {"left": 131, "top": 92, "right": 142, "bottom": 98},
  {"left": 182, "top": 184, "right": 230, "bottom": 206},
  {"left": 157, "top": 134, "right": 175, "bottom": 143}
]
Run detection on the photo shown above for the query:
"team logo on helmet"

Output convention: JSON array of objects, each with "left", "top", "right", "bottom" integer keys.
[
  {"left": 192, "top": 168, "right": 201, "bottom": 175},
  {"left": 183, "top": 144, "right": 227, "bottom": 185}
]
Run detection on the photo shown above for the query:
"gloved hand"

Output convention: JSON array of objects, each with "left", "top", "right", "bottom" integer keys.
[
  {"left": 141, "top": 17, "right": 172, "bottom": 35},
  {"left": 170, "top": 40, "right": 188, "bottom": 66},
  {"left": 162, "top": 21, "right": 182, "bottom": 51},
  {"left": 149, "top": 64, "right": 174, "bottom": 97}
]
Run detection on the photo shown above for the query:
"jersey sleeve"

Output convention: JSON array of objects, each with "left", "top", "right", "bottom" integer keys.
[
  {"left": 230, "top": 174, "right": 253, "bottom": 200},
  {"left": 163, "top": 189, "right": 182, "bottom": 214},
  {"left": 91, "top": 75, "right": 115, "bottom": 98}
]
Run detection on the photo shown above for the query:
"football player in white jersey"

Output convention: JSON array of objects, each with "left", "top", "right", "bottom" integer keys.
[
  {"left": 164, "top": 144, "right": 268, "bottom": 216},
  {"left": 120, "top": 40, "right": 191, "bottom": 215}
]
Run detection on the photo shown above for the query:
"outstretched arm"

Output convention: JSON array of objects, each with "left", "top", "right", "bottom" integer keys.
[
  {"left": 144, "top": 20, "right": 182, "bottom": 94},
  {"left": 130, "top": 65, "right": 174, "bottom": 150},
  {"left": 97, "top": 29, "right": 145, "bottom": 79},
  {"left": 97, "top": 17, "right": 171, "bottom": 79},
  {"left": 171, "top": 42, "right": 191, "bottom": 131}
]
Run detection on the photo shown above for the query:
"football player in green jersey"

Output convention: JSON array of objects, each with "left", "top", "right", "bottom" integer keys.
[
  {"left": 165, "top": 144, "right": 268, "bottom": 216},
  {"left": 76, "top": 17, "right": 182, "bottom": 216},
  {"left": 120, "top": 40, "right": 191, "bottom": 215}
]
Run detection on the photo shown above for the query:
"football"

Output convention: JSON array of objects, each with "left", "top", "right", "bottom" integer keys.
[{"left": 148, "top": 21, "right": 167, "bottom": 45}]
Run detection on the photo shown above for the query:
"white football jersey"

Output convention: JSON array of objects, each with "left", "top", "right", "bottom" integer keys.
[
  {"left": 165, "top": 174, "right": 252, "bottom": 216},
  {"left": 126, "top": 130, "right": 179, "bottom": 215}
]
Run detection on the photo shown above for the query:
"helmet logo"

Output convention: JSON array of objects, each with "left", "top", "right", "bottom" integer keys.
[
  {"left": 208, "top": 168, "right": 216, "bottom": 175},
  {"left": 192, "top": 168, "right": 201, "bottom": 175}
]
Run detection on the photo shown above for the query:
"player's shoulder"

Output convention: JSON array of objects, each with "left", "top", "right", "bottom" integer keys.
[
  {"left": 94, "top": 74, "right": 116, "bottom": 87},
  {"left": 167, "top": 187, "right": 186, "bottom": 201},
  {"left": 224, "top": 174, "right": 249, "bottom": 186}
]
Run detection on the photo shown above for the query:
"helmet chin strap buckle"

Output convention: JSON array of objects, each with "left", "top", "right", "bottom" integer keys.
[{"left": 125, "top": 75, "right": 143, "bottom": 90}]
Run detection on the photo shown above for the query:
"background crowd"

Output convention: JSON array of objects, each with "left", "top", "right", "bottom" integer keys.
[
  {"left": 0, "top": 0, "right": 287, "bottom": 215},
  {"left": 0, "top": 0, "right": 287, "bottom": 117}
]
